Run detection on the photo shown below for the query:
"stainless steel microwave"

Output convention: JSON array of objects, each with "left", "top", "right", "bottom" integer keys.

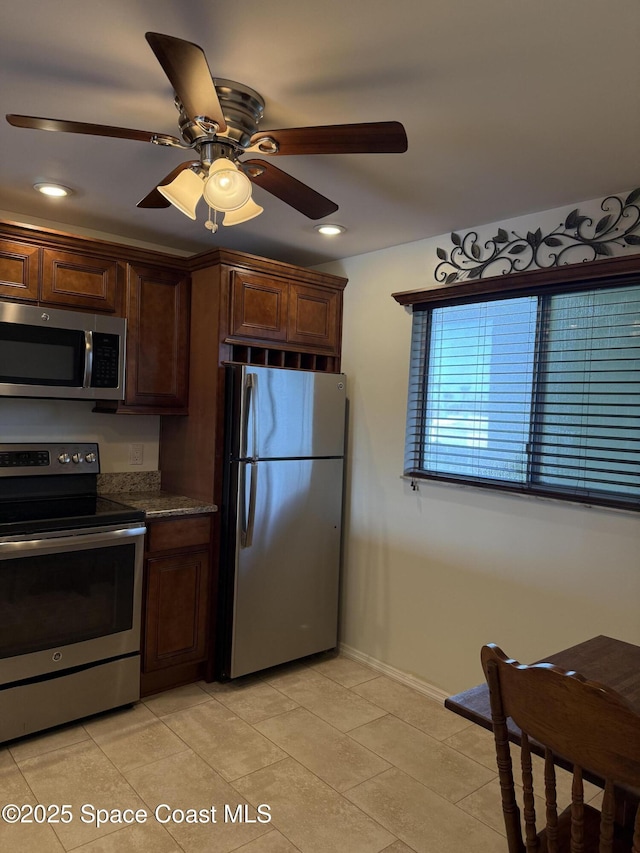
[{"left": 0, "top": 301, "right": 126, "bottom": 400}]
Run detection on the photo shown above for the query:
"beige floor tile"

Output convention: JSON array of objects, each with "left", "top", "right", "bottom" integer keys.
[
  {"left": 346, "top": 767, "right": 503, "bottom": 853},
  {"left": 380, "top": 842, "right": 419, "bottom": 853},
  {"left": 443, "top": 723, "right": 498, "bottom": 771},
  {"left": 263, "top": 667, "right": 386, "bottom": 732},
  {"left": 72, "top": 819, "right": 182, "bottom": 852},
  {"left": 255, "top": 707, "right": 390, "bottom": 792},
  {"left": 0, "top": 747, "right": 33, "bottom": 800},
  {"left": 126, "top": 749, "right": 270, "bottom": 853},
  {"left": 202, "top": 678, "right": 299, "bottom": 724},
  {"left": 17, "top": 740, "right": 148, "bottom": 849},
  {"left": 8, "top": 721, "right": 90, "bottom": 763},
  {"left": 456, "top": 778, "right": 510, "bottom": 836},
  {"left": 84, "top": 703, "right": 190, "bottom": 773},
  {"left": 0, "top": 750, "right": 66, "bottom": 852},
  {"left": 352, "top": 676, "right": 469, "bottom": 741},
  {"left": 305, "top": 654, "right": 379, "bottom": 687},
  {"left": 232, "top": 828, "right": 302, "bottom": 851},
  {"left": 0, "top": 817, "right": 66, "bottom": 853},
  {"left": 162, "top": 699, "right": 287, "bottom": 781},
  {"left": 350, "top": 714, "right": 495, "bottom": 802},
  {"left": 234, "top": 757, "right": 396, "bottom": 853},
  {"left": 143, "top": 683, "right": 212, "bottom": 717}
]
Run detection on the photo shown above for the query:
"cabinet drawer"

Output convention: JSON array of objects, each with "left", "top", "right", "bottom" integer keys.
[{"left": 147, "top": 515, "right": 212, "bottom": 554}]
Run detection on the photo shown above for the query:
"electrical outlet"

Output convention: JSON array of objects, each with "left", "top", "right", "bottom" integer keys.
[{"left": 129, "top": 443, "right": 144, "bottom": 466}]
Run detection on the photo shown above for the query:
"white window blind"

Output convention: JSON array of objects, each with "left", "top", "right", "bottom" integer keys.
[{"left": 405, "top": 283, "right": 640, "bottom": 509}]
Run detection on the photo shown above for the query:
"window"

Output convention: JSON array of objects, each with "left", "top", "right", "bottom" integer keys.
[{"left": 404, "top": 281, "right": 640, "bottom": 510}]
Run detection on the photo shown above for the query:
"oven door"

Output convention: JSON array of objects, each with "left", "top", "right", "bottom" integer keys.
[{"left": 0, "top": 523, "right": 145, "bottom": 685}]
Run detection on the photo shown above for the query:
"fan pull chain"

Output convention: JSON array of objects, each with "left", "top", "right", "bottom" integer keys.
[{"left": 205, "top": 205, "right": 218, "bottom": 233}]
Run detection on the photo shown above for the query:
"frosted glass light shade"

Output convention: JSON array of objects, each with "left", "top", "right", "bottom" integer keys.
[
  {"left": 223, "top": 198, "right": 263, "bottom": 226},
  {"left": 203, "top": 159, "right": 252, "bottom": 212},
  {"left": 157, "top": 169, "right": 204, "bottom": 219}
]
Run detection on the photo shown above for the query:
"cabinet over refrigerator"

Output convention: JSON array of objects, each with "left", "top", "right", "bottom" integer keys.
[{"left": 218, "top": 364, "right": 346, "bottom": 679}]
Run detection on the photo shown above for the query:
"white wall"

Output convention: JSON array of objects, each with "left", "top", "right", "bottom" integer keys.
[
  {"left": 0, "top": 398, "right": 159, "bottom": 472},
  {"left": 318, "top": 192, "right": 640, "bottom": 694}
]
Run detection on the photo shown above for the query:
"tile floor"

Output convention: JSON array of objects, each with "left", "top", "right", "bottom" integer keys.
[{"left": 0, "top": 653, "right": 601, "bottom": 852}]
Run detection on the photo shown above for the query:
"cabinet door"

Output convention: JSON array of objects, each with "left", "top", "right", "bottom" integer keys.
[
  {"left": 230, "top": 270, "right": 288, "bottom": 342},
  {"left": 144, "top": 548, "right": 210, "bottom": 671},
  {"left": 124, "top": 264, "right": 190, "bottom": 411},
  {"left": 41, "top": 248, "right": 119, "bottom": 312},
  {"left": 287, "top": 282, "right": 340, "bottom": 354},
  {"left": 0, "top": 239, "right": 40, "bottom": 301}
]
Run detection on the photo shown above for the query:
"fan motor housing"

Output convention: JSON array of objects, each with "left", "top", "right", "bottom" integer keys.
[{"left": 176, "top": 79, "right": 265, "bottom": 147}]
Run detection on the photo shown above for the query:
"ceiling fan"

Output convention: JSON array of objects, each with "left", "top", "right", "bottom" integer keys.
[{"left": 6, "top": 32, "right": 408, "bottom": 230}]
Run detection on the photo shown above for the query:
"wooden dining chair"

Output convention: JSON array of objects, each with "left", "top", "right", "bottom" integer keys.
[{"left": 481, "top": 643, "right": 640, "bottom": 853}]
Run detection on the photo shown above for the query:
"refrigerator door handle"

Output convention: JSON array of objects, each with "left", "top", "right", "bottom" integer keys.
[
  {"left": 241, "top": 372, "right": 258, "bottom": 460},
  {"left": 240, "top": 373, "right": 257, "bottom": 459},
  {"left": 240, "top": 461, "right": 258, "bottom": 548}
]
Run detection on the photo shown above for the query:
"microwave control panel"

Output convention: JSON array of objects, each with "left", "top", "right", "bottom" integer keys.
[{"left": 91, "top": 333, "right": 121, "bottom": 388}]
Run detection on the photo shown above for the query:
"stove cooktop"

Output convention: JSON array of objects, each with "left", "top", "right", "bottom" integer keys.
[
  {"left": 0, "top": 495, "right": 145, "bottom": 538},
  {"left": 0, "top": 443, "right": 145, "bottom": 538}
]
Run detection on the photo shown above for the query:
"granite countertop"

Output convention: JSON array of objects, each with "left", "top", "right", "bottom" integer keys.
[{"left": 98, "top": 472, "right": 217, "bottom": 519}]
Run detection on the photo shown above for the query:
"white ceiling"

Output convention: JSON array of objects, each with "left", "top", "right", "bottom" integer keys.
[{"left": 1, "top": 0, "right": 639, "bottom": 267}]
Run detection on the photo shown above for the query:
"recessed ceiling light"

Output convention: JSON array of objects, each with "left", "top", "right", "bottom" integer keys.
[
  {"left": 315, "top": 223, "right": 346, "bottom": 236},
  {"left": 34, "top": 182, "right": 73, "bottom": 197}
]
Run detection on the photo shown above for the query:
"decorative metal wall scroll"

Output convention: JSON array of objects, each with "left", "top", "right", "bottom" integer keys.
[{"left": 434, "top": 188, "right": 640, "bottom": 283}]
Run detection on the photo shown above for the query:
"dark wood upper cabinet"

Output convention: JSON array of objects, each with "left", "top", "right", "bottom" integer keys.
[
  {"left": 230, "top": 270, "right": 288, "bottom": 342},
  {"left": 288, "top": 282, "right": 340, "bottom": 352},
  {"left": 0, "top": 238, "right": 40, "bottom": 301},
  {"left": 223, "top": 258, "right": 345, "bottom": 358},
  {"left": 123, "top": 263, "right": 191, "bottom": 412},
  {"left": 41, "top": 248, "right": 119, "bottom": 313}
]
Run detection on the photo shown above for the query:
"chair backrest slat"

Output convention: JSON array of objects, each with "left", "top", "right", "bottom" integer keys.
[
  {"left": 521, "top": 733, "right": 539, "bottom": 850},
  {"left": 599, "top": 779, "right": 615, "bottom": 853},
  {"left": 570, "top": 766, "right": 584, "bottom": 853},
  {"left": 544, "top": 748, "right": 559, "bottom": 853}
]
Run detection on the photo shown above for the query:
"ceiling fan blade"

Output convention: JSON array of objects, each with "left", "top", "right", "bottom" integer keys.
[
  {"left": 248, "top": 121, "right": 408, "bottom": 156},
  {"left": 145, "top": 32, "right": 227, "bottom": 132},
  {"left": 137, "top": 160, "right": 200, "bottom": 208},
  {"left": 242, "top": 159, "right": 338, "bottom": 219},
  {"left": 6, "top": 114, "right": 181, "bottom": 145}
]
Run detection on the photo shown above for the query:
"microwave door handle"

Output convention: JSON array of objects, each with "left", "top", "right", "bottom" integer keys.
[{"left": 83, "top": 331, "right": 93, "bottom": 388}]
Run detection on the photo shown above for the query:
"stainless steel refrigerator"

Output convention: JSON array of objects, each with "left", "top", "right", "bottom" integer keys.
[{"left": 217, "top": 364, "right": 346, "bottom": 679}]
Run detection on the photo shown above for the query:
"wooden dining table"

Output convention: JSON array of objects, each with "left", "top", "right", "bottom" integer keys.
[{"left": 445, "top": 634, "right": 640, "bottom": 826}]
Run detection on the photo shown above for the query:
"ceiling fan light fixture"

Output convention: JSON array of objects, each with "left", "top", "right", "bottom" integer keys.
[
  {"left": 203, "top": 159, "right": 252, "bottom": 212},
  {"left": 34, "top": 182, "right": 72, "bottom": 197},
  {"left": 223, "top": 198, "right": 264, "bottom": 226},
  {"left": 315, "top": 223, "right": 346, "bottom": 236},
  {"left": 157, "top": 168, "right": 204, "bottom": 220}
]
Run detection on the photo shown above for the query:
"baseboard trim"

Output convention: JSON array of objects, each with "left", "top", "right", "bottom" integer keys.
[{"left": 339, "top": 643, "right": 450, "bottom": 705}]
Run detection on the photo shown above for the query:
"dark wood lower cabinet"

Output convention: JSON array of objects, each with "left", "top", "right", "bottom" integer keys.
[{"left": 141, "top": 514, "right": 214, "bottom": 697}]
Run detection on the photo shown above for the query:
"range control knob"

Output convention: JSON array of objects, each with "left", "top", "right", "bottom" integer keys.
[
  {"left": 85, "top": 452, "right": 97, "bottom": 464},
  {"left": 58, "top": 452, "right": 71, "bottom": 464},
  {"left": 71, "top": 452, "right": 84, "bottom": 464}
]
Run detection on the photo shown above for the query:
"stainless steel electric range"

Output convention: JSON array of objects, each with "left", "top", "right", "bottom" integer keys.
[{"left": 0, "top": 442, "right": 146, "bottom": 742}]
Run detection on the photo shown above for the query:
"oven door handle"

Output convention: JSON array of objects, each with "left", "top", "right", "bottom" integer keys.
[{"left": 0, "top": 524, "right": 147, "bottom": 555}]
